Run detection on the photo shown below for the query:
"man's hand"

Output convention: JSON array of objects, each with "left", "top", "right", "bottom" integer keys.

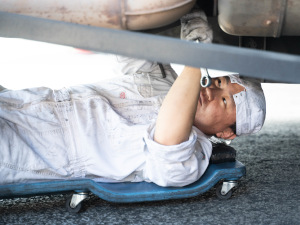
[{"left": 180, "top": 9, "right": 213, "bottom": 43}]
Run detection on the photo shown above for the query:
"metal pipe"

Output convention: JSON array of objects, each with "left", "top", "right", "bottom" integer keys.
[
  {"left": 0, "top": 0, "right": 196, "bottom": 30},
  {"left": 218, "top": 0, "right": 300, "bottom": 37}
]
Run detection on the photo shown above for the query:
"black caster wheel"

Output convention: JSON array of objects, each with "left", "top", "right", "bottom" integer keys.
[
  {"left": 65, "top": 195, "right": 82, "bottom": 213},
  {"left": 216, "top": 184, "right": 232, "bottom": 200}
]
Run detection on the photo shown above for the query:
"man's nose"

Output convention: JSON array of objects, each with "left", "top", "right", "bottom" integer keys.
[{"left": 205, "top": 87, "right": 219, "bottom": 101}]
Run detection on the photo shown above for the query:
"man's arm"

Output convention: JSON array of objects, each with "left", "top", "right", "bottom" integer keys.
[{"left": 154, "top": 66, "right": 201, "bottom": 145}]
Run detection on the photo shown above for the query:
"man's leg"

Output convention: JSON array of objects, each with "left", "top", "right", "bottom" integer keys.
[{"left": 0, "top": 87, "right": 73, "bottom": 184}]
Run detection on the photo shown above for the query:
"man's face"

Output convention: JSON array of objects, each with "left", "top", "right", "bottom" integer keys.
[{"left": 194, "top": 76, "right": 244, "bottom": 136}]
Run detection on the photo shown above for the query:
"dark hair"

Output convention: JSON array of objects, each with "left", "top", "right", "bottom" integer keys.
[
  {"left": 211, "top": 122, "right": 236, "bottom": 139},
  {"left": 230, "top": 122, "right": 236, "bottom": 135}
]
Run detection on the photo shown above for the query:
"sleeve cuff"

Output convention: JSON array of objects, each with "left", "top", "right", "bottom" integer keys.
[{"left": 143, "top": 123, "right": 198, "bottom": 163}]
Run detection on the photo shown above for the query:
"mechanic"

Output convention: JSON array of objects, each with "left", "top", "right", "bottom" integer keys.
[{"left": 0, "top": 9, "right": 266, "bottom": 187}]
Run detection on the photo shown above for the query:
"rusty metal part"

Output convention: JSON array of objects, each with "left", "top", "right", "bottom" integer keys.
[
  {"left": 218, "top": 0, "right": 300, "bottom": 37},
  {"left": 0, "top": 0, "right": 196, "bottom": 30}
]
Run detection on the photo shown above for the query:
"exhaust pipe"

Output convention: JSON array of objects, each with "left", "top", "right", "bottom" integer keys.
[{"left": 0, "top": 0, "right": 196, "bottom": 30}]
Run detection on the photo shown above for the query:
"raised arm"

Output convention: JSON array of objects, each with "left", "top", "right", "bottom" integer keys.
[{"left": 154, "top": 66, "right": 202, "bottom": 145}]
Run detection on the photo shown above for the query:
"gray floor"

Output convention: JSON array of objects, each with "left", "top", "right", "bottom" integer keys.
[{"left": 1, "top": 121, "right": 300, "bottom": 225}]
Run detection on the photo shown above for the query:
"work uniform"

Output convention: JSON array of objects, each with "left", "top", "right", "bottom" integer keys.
[{"left": 0, "top": 56, "right": 212, "bottom": 187}]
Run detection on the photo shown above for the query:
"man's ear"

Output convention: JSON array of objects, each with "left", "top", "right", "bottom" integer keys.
[{"left": 216, "top": 127, "right": 237, "bottom": 140}]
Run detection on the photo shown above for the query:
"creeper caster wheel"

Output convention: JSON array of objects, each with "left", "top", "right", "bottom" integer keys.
[
  {"left": 216, "top": 181, "right": 238, "bottom": 200},
  {"left": 65, "top": 192, "right": 88, "bottom": 213}
]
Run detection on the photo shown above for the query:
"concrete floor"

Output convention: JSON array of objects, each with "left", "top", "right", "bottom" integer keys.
[{"left": 1, "top": 120, "right": 299, "bottom": 225}]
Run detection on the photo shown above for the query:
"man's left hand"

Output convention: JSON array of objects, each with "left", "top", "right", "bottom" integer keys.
[{"left": 180, "top": 9, "right": 213, "bottom": 43}]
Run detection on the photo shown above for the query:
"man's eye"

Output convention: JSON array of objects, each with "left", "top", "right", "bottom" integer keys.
[
  {"left": 223, "top": 98, "right": 227, "bottom": 105},
  {"left": 218, "top": 79, "right": 222, "bottom": 87}
]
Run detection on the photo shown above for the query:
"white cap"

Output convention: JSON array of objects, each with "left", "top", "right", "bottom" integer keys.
[{"left": 201, "top": 68, "right": 266, "bottom": 136}]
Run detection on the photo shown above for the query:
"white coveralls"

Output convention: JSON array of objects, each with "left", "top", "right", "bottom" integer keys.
[{"left": 0, "top": 56, "right": 212, "bottom": 187}]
